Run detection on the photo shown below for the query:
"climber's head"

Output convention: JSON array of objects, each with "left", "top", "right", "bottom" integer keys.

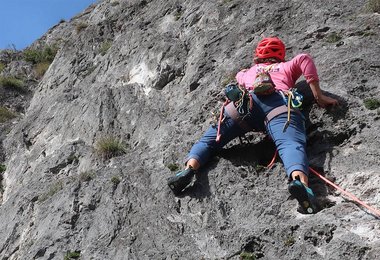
[{"left": 254, "top": 37, "right": 286, "bottom": 63}]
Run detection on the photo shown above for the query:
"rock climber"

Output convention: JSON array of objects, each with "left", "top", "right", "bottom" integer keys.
[{"left": 167, "top": 37, "right": 338, "bottom": 213}]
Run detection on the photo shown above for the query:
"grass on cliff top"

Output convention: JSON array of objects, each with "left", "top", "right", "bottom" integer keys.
[
  {"left": 23, "top": 45, "right": 58, "bottom": 64},
  {"left": 0, "top": 107, "right": 16, "bottom": 123},
  {"left": 0, "top": 76, "right": 26, "bottom": 92},
  {"left": 0, "top": 62, "right": 5, "bottom": 73},
  {"left": 34, "top": 61, "right": 52, "bottom": 79},
  {"left": 23, "top": 45, "right": 58, "bottom": 78},
  {"left": 76, "top": 22, "right": 88, "bottom": 33},
  {"left": 95, "top": 136, "right": 127, "bottom": 159}
]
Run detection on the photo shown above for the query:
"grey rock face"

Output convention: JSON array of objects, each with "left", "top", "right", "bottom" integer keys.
[{"left": 0, "top": 0, "right": 379, "bottom": 259}]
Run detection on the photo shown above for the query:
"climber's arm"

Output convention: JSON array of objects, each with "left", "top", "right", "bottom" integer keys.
[{"left": 309, "top": 81, "right": 339, "bottom": 107}]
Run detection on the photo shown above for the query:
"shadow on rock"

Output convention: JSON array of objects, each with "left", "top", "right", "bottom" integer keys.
[
  {"left": 219, "top": 137, "right": 276, "bottom": 168},
  {"left": 308, "top": 166, "right": 337, "bottom": 211}
]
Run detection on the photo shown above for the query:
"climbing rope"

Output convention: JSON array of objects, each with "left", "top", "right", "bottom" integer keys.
[
  {"left": 267, "top": 149, "right": 278, "bottom": 169},
  {"left": 308, "top": 167, "right": 380, "bottom": 218},
  {"left": 267, "top": 150, "right": 380, "bottom": 218}
]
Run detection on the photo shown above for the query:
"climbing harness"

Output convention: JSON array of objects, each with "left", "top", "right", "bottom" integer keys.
[
  {"left": 216, "top": 83, "right": 253, "bottom": 142},
  {"left": 216, "top": 86, "right": 304, "bottom": 141}
]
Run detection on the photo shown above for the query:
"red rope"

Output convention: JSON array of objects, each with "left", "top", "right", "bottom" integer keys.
[
  {"left": 309, "top": 167, "right": 380, "bottom": 218},
  {"left": 268, "top": 150, "right": 380, "bottom": 218},
  {"left": 267, "top": 149, "right": 278, "bottom": 169}
]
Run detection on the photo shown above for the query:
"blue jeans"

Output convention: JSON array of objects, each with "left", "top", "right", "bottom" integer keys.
[{"left": 185, "top": 91, "right": 309, "bottom": 177}]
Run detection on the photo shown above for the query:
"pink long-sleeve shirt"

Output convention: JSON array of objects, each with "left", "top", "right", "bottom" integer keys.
[{"left": 236, "top": 54, "right": 319, "bottom": 92}]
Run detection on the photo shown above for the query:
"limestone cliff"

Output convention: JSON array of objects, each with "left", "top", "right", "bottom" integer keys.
[{"left": 0, "top": 0, "right": 379, "bottom": 259}]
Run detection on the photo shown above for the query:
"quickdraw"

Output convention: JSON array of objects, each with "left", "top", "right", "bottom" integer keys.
[{"left": 279, "top": 89, "right": 304, "bottom": 132}]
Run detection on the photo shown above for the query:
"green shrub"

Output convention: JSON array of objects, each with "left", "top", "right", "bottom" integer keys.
[
  {"left": 23, "top": 46, "right": 57, "bottom": 80},
  {"left": 284, "top": 236, "right": 295, "bottom": 246},
  {"left": 326, "top": 32, "right": 342, "bottom": 43},
  {"left": 0, "top": 62, "right": 5, "bottom": 73},
  {"left": 76, "top": 22, "right": 88, "bottom": 33},
  {"left": 0, "top": 76, "right": 26, "bottom": 92},
  {"left": 38, "top": 180, "right": 63, "bottom": 202},
  {"left": 362, "top": 31, "right": 376, "bottom": 37},
  {"left": 95, "top": 136, "right": 127, "bottom": 159},
  {"left": 0, "top": 107, "right": 16, "bottom": 123},
  {"left": 167, "top": 163, "right": 179, "bottom": 172},
  {"left": 111, "top": 176, "right": 121, "bottom": 186},
  {"left": 0, "top": 164, "right": 6, "bottom": 173},
  {"left": 23, "top": 45, "right": 58, "bottom": 64},
  {"left": 240, "top": 252, "right": 256, "bottom": 260},
  {"left": 64, "top": 251, "right": 81, "bottom": 260},
  {"left": 367, "top": 0, "right": 380, "bottom": 12},
  {"left": 79, "top": 171, "right": 95, "bottom": 182},
  {"left": 99, "top": 41, "right": 112, "bottom": 56},
  {"left": 364, "top": 98, "right": 380, "bottom": 110},
  {"left": 255, "top": 164, "right": 266, "bottom": 172},
  {"left": 174, "top": 10, "right": 183, "bottom": 21}
]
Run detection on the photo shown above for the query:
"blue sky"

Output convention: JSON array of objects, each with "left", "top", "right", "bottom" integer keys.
[{"left": 0, "top": 0, "right": 98, "bottom": 50}]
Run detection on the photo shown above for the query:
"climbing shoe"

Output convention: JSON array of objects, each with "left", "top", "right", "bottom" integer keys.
[
  {"left": 167, "top": 168, "right": 195, "bottom": 194},
  {"left": 288, "top": 180, "right": 318, "bottom": 214}
]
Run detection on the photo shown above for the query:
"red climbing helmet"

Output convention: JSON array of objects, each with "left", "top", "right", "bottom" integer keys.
[{"left": 255, "top": 37, "right": 286, "bottom": 62}]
